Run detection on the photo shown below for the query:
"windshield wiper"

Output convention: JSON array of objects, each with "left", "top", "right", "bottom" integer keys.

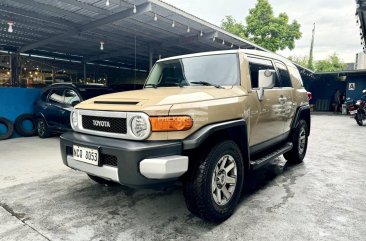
[
  {"left": 190, "top": 81, "right": 224, "bottom": 89},
  {"left": 144, "top": 83, "right": 158, "bottom": 89}
]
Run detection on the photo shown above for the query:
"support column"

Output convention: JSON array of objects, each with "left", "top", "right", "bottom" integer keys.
[
  {"left": 83, "top": 61, "right": 87, "bottom": 82},
  {"left": 10, "top": 54, "right": 20, "bottom": 87},
  {"left": 51, "top": 67, "right": 55, "bottom": 84},
  {"left": 148, "top": 44, "right": 153, "bottom": 71}
]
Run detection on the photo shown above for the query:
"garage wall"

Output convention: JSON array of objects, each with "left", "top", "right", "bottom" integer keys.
[
  {"left": 0, "top": 87, "right": 41, "bottom": 138},
  {"left": 346, "top": 76, "right": 366, "bottom": 101}
]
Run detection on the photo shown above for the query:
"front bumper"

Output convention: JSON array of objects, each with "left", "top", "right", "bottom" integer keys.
[{"left": 60, "top": 132, "right": 188, "bottom": 188}]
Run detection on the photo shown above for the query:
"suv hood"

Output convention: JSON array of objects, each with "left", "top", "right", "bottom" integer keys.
[{"left": 76, "top": 86, "right": 247, "bottom": 112}]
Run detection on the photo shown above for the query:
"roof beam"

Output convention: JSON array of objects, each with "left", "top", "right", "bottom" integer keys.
[
  {"left": 60, "top": 0, "right": 110, "bottom": 15},
  {"left": 0, "top": 4, "right": 77, "bottom": 29},
  {"left": 5, "top": 0, "right": 90, "bottom": 22},
  {"left": 19, "top": 2, "right": 152, "bottom": 53},
  {"left": 85, "top": 49, "right": 141, "bottom": 62}
]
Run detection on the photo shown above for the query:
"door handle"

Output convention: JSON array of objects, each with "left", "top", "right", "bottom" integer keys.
[{"left": 278, "top": 96, "right": 287, "bottom": 104}]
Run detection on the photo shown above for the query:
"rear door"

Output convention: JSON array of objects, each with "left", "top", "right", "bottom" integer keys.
[
  {"left": 247, "top": 56, "right": 285, "bottom": 147},
  {"left": 274, "top": 61, "right": 296, "bottom": 134}
]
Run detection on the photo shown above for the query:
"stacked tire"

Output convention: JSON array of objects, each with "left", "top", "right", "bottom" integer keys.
[
  {"left": 0, "top": 117, "right": 13, "bottom": 140},
  {"left": 14, "top": 114, "right": 37, "bottom": 137},
  {"left": 0, "top": 114, "right": 37, "bottom": 140}
]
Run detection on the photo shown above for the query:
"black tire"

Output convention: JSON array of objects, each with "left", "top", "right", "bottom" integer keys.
[
  {"left": 14, "top": 114, "right": 37, "bottom": 137},
  {"left": 87, "top": 174, "right": 116, "bottom": 186},
  {"left": 183, "top": 140, "right": 244, "bottom": 222},
  {"left": 284, "top": 119, "right": 309, "bottom": 164},
  {"left": 355, "top": 112, "right": 363, "bottom": 126},
  {"left": 0, "top": 117, "right": 14, "bottom": 140},
  {"left": 37, "top": 117, "right": 51, "bottom": 138}
]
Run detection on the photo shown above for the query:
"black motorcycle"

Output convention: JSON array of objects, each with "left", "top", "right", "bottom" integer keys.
[{"left": 346, "top": 90, "right": 366, "bottom": 126}]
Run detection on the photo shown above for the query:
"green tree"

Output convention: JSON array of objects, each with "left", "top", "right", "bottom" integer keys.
[
  {"left": 221, "top": 0, "right": 302, "bottom": 52},
  {"left": 314, "top": 53, "right": 346, "bottom": 72},
  {"left": 221, "top": 16, "right": 246, "bottom": 39},
  {"left": 288, "top": 55, "right": 311, "bottom": 69}
]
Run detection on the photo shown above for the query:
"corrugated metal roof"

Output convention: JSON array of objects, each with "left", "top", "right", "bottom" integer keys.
[{"left": 0, "top": 0, "right": 312, "bottom": 74}]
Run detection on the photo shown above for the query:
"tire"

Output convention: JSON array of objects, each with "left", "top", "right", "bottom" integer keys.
[
  {"left": 14, "top": 114, "right": 37, "bottom": 137},
  {"left": 284, "top": 119, "right": 309, "bottom": 164},
  {"left": 183, "top": 140, "right": 244, "bottom": 222},
  {"left": 0, "top": 117, "right": 14, "bottom": 140},
  {"left": 37, "top": 117, "right": 51, "bottom": 138},
  {"left": 87, "top": 174, "right": 116, "bottom": 186},
  {"left": 355, "top": 112, "right": 363, "bottom": 126}
]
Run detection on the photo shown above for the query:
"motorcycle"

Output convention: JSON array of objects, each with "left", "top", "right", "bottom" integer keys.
[{"left": 345, "top": 90, "right": 366, "bottom": 126}]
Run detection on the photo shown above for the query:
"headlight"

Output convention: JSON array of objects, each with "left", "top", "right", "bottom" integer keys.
[
  {"left": 130, "top": 115, "right": 149, "bottom": 138},
  {"left": 71, "top": 110, "right": 78, "bottom": 129}
]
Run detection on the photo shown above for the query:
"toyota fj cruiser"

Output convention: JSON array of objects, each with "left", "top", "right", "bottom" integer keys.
[{"left": 60, "top": 50, "right": 310, "bottom": 222}]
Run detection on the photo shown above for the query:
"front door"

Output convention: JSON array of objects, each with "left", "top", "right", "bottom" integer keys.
[{"left": 247, "top": 56, "right": 286, "bottom": 147}]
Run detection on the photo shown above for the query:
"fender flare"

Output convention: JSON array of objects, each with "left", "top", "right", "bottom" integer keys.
[{"left": 291, "top": 105, "right": 311, "bottom": 135}]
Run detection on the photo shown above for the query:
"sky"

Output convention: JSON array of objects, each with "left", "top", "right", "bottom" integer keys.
[{"left": 162, "top": 0, "right": 361, "bottom": 63}]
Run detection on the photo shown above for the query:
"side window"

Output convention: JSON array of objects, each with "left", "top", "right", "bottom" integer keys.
[
  {"left": 247, "top": 57, "right": 279, "bottom": 89},
  {"left": 48, "top": 89, "right": 64, "bottom": 105},
  {"left": 275, "top": 62, "right": 292, "bottom": 87},
  {"left": 64, "top": 89, "right": 80, "bottom": 106}
]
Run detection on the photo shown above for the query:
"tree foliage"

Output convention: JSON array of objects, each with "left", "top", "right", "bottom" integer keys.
[
  {"left": 221, "top": 16, "right": 246, "bottom": 39},
  {"left": 221, "top": 0, "right": 302, "bottom": 52},
  {"left": 288, "top": 55, "right": 311, "bottom": 69},
  {"left": 314, "top": 53, "right": 346, "bottom": 72}
]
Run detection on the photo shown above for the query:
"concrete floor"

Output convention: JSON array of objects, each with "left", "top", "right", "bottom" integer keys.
[{"left": 0, "top": 115, "right": 365, "bottom": 241}]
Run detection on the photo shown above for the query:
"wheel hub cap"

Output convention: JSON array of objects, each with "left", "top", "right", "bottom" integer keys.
[{"left": 212, "top": 155, "right": 237, "bottom": 206}]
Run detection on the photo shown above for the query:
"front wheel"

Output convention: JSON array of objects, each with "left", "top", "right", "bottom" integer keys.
[
  {"left": 284, "top": 119, "right": 309, "bottom": 164},
  {"left": 355, "top": 111, "right": 364, "bottom": 126},
  {"left": 183, "top": 140, "right": 244, "bottom": 222},
  {"left": 37, "top": 118, "right": 50, "bottom": 138}
]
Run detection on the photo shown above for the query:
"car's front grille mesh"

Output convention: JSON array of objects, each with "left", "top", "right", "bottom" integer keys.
[
  {"left": 66, "top": 146, "right": 117, "bottom": 167},
  {"left": 81, "top": 115, "right": 127, "bottom": 134}
]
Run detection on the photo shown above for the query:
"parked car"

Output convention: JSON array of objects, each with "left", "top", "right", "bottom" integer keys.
[
  {"left": 60, "top": 50, "right": 310, "bottom": 222},
  {"left": 34, "top": 83, "right": 114, "bottom": 138}
]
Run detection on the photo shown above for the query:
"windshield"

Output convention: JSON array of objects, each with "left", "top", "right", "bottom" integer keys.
[{"left": 145, "top": 53, "right": 240, "bottom": 88}]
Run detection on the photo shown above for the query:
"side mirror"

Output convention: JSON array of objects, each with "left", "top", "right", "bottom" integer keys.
[{"left": 257, "top": 69, "right": 276, "bottom": 101}]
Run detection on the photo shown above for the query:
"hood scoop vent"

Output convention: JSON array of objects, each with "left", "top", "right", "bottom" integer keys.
[{"left": 94, "top": 101, "right": 140, "bottom": 105}]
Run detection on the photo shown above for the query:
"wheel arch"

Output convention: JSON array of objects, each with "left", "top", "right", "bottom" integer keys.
[
  {"left": 291, "top": 105, "right": 311, "bottom": 136},
  {"left": 183, "top": 120, "right": 250, "bottom": 171}
]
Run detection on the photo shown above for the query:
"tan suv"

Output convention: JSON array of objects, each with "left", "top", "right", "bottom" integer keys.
[{"left": 60, "top": 50, "right": 310, "bottom": 222}]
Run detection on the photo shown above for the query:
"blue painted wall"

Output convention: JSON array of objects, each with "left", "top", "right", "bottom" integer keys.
[
  {"left": 304, "top": 75, "right": 346, "bottom": 111},
  {"left": 0, "top": 88, "right": 41, "bottom": 138},
  {"left": 346, "top": 76, "right": 366, "bottom": 101}
]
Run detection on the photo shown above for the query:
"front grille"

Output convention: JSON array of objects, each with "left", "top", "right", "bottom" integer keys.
[
  {"left": 66, "top": 146, "right": 117, "bottom": 167},
  {"left": 82, "top": 115, "right": 127, "bottom": 134}
]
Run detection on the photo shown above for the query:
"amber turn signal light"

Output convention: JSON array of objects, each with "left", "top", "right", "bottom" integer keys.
[{"left": 150, "top": 116, "right": 193, "bottom": 132}]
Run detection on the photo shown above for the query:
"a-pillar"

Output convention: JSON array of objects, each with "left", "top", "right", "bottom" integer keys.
[{"left": 148, "top": 44, "right": 154, "bottom": 71}]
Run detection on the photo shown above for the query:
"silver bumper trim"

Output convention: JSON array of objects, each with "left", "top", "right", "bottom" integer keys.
[
  {"left": 67, "top": 156, "right": 119, "bottom": 182},
  {"left": 139, "top": 155, "right": 189, "bottom": 179}
]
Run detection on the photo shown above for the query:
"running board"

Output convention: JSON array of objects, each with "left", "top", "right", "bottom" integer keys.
[{"left": 250, "top": 142, "right": 293, "bottom": 170}]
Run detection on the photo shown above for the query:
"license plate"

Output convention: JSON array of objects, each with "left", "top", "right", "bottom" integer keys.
[
  {"left": 349, "top": 110, "right": 357, "bottom": 115},
  {"left": 73, "top": 145, "right": 99, "bottom": 166}
]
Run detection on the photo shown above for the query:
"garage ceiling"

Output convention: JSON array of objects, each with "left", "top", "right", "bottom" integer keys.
[{"left": 0, "top": 0, "right": 269, "bottom": 71}]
